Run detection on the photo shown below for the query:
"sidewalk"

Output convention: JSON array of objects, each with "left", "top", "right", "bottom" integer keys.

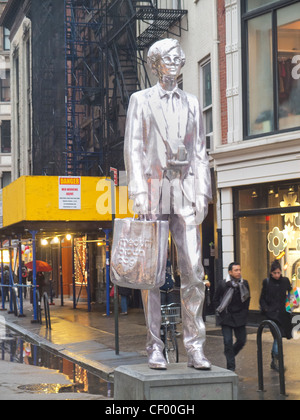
[
  {"left": 1, "top": 298, "right": 300, "bottom": 400},
  {"left": 0, "top": 299, "right": 150, "bottom": 381}
]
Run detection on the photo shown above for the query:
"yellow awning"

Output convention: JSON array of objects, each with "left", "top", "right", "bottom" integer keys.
[{"left": 1, "top": 176, "right": 133, "bottom": 230}]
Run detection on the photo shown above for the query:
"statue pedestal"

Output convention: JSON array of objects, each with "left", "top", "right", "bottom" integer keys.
[{"left": 114, "top": 363, "right": 238, "bottom": 401}]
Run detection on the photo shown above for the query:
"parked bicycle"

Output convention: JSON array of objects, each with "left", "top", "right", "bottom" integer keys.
[{"left": 160, "top": 303, "right": 181, "bottom": 364}]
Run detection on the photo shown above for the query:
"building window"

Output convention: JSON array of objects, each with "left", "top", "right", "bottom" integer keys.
[
  {"left": 3, "top": 28, "right": 10, "bottom": 51},
  {"left": 172, "top": 0, "right": 182, "bottom": 9},
  {"left": 242, "top": 0, "right": 300, "bottom": 138},
  {"left": 200, "top": 59, "right": 213, "bottom": 151},
  {"left": 234, "top": 180, "right": 300, "bottom": 311},
  {"left": 1, "top": 120, "right": 11, "bottom": 153},
  {"left": 2, "top": 172, "right": 11, "bottom": 189},
  {"left": 0, "top": 70, "right": 10, "bottom": 102},
  {"left": 246, "top": 0, "right": 278, "bottom": 12}
]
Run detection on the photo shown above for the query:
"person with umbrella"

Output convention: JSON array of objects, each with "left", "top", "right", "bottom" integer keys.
[{"left": 25, "top": 261, "right": 53, "bottom": 272}]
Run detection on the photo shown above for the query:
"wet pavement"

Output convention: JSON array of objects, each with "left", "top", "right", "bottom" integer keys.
[
  {"left": 0, "top": 360, "right": 111, "bottom": 400},
  {"left": 0, "top": 327, "right": 113, "bottom": 400},
  {"left": 1, "top": 298, "right": 300, "bottom": 400}
]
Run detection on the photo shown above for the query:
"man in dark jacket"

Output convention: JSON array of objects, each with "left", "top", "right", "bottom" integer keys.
[{"left": 214, "top": 262, "right": 251, "bottom": 371}]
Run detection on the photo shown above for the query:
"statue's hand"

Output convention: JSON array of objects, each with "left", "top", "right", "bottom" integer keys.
[
  {"left": 195, "top": 195, "right": 208, "bottom": 225},
  {"left": 133, "top": 193, "right": 148, "bottom": 215}
]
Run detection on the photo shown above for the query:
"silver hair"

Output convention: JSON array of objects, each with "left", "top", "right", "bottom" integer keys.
[{"left": 147, "top": 38, "right": 186, "bottom": 76}]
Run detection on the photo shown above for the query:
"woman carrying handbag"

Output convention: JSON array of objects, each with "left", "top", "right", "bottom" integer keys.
[{"left": 260, "top": 260, "right": 295, "bottom": 371}]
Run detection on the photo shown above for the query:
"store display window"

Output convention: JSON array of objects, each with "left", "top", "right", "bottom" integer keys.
[
  {"left": 234, "top": 181, "right": 300, "bottom": 311},
  {"left": 242, "top": 0, "right": 300, "bottom": 138}
]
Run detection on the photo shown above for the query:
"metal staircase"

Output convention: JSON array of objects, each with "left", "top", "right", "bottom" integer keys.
[
  {"left": 109, "top": 23, "right": 151, "bottom": 111},
  {"left": 135, "top": 3, "right": 187, "bottom": 49},
  {"left": 64, "top": 0, "right": 188, "bottom": 175}
]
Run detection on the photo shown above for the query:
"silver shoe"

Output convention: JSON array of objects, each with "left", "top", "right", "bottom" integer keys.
[
  {"left": 188, "top": 351, "right": 211, "bottom": 370},
  {"left": 148, "top": 350, "right": 167, "bottom": 370}
]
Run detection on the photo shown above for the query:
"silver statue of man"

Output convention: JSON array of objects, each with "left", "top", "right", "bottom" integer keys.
[{"left": 124, "top": 39, "right": 212, "bottom": 370}]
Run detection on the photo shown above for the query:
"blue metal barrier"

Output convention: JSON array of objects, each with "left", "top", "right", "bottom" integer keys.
[{"left": 1, "top": 284, "right": 34, "bottom": 315}]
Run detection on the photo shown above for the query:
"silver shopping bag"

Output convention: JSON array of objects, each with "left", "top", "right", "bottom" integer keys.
[{"left": 111, "top": 218, "right": 169, "bottom": 290}]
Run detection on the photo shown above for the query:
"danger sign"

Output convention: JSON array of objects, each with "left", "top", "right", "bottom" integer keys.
[{"left": 59, "top": 177, "right": 81, "bottom": 210}]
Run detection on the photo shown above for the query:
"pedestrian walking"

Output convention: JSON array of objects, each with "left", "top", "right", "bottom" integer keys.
[
  {"left": 17, "top": 262, "right": 28, "bottom": 299},
  {"left": 259, "top": 260, "right": 293, "bottom": 371},
  {"left": 160, "top": 259, "right": 175, "bottom": 306},
  {"left": 22, "top": 263, "right": 28, "bottom": 299},
  {"left": 118, "top": 287, "right": 131, "bottom": 315},
  {"left": 214, "top": 262, "right": 251, "bottom": 372},
  {"left": 36, "top": 271, "right": 45, "bottom": 299},
  {"left": 203, "top": 271, "right": 211, "bottom": 322},
  {"left": 3, "top": 266, "right": 9, "bottom": 302}
]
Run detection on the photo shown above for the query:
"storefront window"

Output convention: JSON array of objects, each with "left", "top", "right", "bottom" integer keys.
[
  {"left": 235, "top": 181, "right": 300, "bottom": 311},
  {"left": 247, "top": 13, "right": 274, "bottom": 136},
  {"left": 243, "top": 0, "right": 300, "bottom": 137},
  {"left": 235, "top": 183, "right": 300, "bottom": 211},
  {"left": 277, "top": 3, "right": 300, "bottom": 131}
]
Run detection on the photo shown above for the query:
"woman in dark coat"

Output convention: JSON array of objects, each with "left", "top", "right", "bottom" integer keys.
[{"left": 260, "top": 260, "right": 293, "bottom": 371}]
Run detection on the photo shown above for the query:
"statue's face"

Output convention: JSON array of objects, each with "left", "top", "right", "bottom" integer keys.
[{"left": 157, "top": 46, "right": 183, "bottom": 79}]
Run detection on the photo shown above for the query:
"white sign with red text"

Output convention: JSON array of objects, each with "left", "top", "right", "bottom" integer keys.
[{"left": 59, "top": 177, "right": 81, "bottom": 210}]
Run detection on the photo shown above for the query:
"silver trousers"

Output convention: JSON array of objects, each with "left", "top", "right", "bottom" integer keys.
[{"left": 141, "top": 207, "right": 206, "bottom": 357}]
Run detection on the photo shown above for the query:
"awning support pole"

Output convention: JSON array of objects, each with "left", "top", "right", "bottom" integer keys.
[
  {"left": 86, "top": 233, "right": 91, "bottom": 312},
  {"left": 58, "top": 238, "right": 64, "bottom": 307},
  {"left": 0, "top": 241, "right": 4, "bottom": 311},
  {"left": 72, "top": 236, "right": 76, "bottom": 309},
  {"left": 103, "top": 229, "right": 111, "bottom": 317},
  {"left": 30, "top": 230, "right": 38, "bottom": 323},
  {"left": 8, "top": 237, "right": 13, "bottom": 314},
  {"left": 18, "top": 235, "right": 25, "bottom": 317}
]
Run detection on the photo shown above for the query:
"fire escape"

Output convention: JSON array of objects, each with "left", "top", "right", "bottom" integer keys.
[{"left": 65, "top": 0, "right": 188, "bottom": 176}]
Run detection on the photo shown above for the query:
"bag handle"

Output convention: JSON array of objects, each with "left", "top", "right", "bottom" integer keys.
[{"left": 134, "top": 213, "right": 151, "bottom": 221}]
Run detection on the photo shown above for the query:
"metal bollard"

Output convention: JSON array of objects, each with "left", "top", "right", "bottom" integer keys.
[{"left": 257, "top": 320, "right": 287, "bottom": 397}]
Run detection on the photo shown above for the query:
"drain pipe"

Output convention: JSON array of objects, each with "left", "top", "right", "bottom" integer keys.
[{"left": 212, "top": 0, "right": 223, "bottom": 285}]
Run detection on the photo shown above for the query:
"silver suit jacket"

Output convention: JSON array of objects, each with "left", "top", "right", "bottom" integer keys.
[{"left": 124, "top": 83, "right": 212, "bottom": 212}]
